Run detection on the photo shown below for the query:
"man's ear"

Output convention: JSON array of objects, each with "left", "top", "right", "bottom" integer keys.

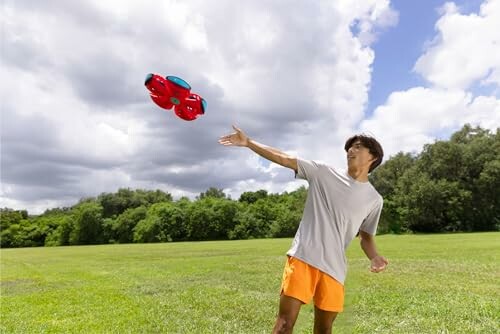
[{"left": 367, "top": 154, "right": 377, "bottom": 171}]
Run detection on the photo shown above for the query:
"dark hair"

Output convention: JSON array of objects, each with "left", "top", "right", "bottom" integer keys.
[{"left": 344, "top": 134, "right": 384, "bottom": 173}]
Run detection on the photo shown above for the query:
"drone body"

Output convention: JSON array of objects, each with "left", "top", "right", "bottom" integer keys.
[{"left": 144, "top": 73, "right": 206, "bottom": 121}]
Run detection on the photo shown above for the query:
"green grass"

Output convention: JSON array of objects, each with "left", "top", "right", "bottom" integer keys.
[{"left": 1, "top": 233, "right": 499, "bottom": 333}]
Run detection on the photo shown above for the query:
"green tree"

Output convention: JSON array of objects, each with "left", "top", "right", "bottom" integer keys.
[
  {"left": 475, "top": 159, "right": 500, "bottom": 230},
  {"left": 267, "top": 187, "right": 305, "bottom": 237},
  {"left": 98, "top": 188, "right": 172, "bottom": 218},
  {"left": 44, "top": 216, "right": 74, "bottom": 246},
  {"left": 133, "top": 202, "right": 188, "bottom": 243},
  {"left": 1, "top": 209, "right": 24, "bottom": 247},
  {"left": 370, "top": 153, "right": 416, "bottom": 233},
  {"left": 198, "top": 187, "right": 227, "bottom": 200},
  {"left": 412, "top": 125, "right": 499, "bottom": 231},
  {"left": 371, "top": 124, "right": 499, "bottom": 233},
  {"left": 70, "top": 202, "right": 104, "bottom": 245},
  {"left": 268, "top": 203, "right": 301, "bottom": 237},
  {"left": 229, "top": 199, "right": 276, "bottom": 239},
  {"left": 187, "top": 197, "right": 239, "bottom": 240},
  {"left": 111, "top": 206, "right": 147, "bottom": 243},
  {"left": 239, "top": 190, "right": 268, "bottom": 204},
  {"left": 139, "top": 189, "right": 173, "bottom": 205},
  {"left": 397, "top": 173, "right": 472, "bottom": 232}
]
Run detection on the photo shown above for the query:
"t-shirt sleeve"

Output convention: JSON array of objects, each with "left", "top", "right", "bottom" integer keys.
[
  {"left": 359, "top": 197, "right": 383, "bottom": 235},
  {"left": 295, "top": 158, "right": 322, "bottom": 182}
]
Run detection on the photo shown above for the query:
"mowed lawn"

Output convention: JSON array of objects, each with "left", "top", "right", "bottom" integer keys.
[{"left": 1, "top": 233, "right": 499, "bottom": 333}]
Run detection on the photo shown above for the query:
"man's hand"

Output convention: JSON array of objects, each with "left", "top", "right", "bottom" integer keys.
[
  {"left": 218, "top": 125, "right": 249, "bottom": 147},
  {"left": 218, "top": 125, "right": 298, "bottom": 172},
  {"left": 370, "top": 255, "right": 388, "bottom": 273}
]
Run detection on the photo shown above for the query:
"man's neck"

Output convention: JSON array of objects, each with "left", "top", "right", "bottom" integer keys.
[{"left": 347, "top": 167, "right": 369, "bottom": 183}]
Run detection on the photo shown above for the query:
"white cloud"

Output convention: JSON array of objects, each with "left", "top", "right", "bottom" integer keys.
[
  {"left": 0, "top": 0, "right": 396, "bottom": 213},
  {"left": 464, "top": 95, "right": 500, "bottom": 130},
  {"left": 414, "top": 0, "right": 500, "bottom": 89},
  {"left": 362, "top": 0, "right": 500, "bottom": 159},
  {"left": 7, "top": 0, "right": 498, "bottom": 215},
  {"left": 360, "top": 87, "right": 500, "bottom": 157}
]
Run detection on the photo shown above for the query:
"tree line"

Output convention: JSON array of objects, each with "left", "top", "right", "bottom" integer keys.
[
  {"left": 0, "top": 187, "right": 305, "bottom": 248},
  {"left": 370, "top": 124, "right": 499, "bottom": 233},
  {"left": 1, "top": 124, "right": 498, "bottom": 248}
]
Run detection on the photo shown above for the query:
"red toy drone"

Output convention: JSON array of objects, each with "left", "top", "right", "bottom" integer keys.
[{"left": 144, "top": 73, "right": 206, "bottom": 121}]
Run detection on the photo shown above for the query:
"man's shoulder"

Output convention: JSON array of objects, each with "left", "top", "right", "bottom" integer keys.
[
  {"left": 297, "top": 158, "right": 339, "bottom": 174},
  {"left": 297, "top": 158, "right": 330, "bottom": 166},
  {"left": 367, "top": 184, "right": 383, "bottom": 206}
]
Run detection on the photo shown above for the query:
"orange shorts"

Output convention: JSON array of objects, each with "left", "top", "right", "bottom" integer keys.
[{"left": 280, "top": 256, "right": 344, "bottom": 312}]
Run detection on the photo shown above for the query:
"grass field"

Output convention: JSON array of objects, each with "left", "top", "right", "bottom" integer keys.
[{"left": 1, "top": 233, "right": 499, "bottom": 333}]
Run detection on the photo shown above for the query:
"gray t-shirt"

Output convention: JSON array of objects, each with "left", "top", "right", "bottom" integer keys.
[{"left": 287, "top": 158, "right": 383, "bottom": 284}]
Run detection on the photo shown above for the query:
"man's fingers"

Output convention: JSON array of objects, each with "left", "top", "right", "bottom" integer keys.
[
  {"left": 219, "top": 133, "right": 235, "bottom": 141},
  {"left": 373, "top": 266, "right": 386, "bottom": 272},
  {"left": 370, "top": 262, "right": 387, "bottom": 273},
  {"left": 220, "top": 126, "right": 245, "bottom": 146},
  {"left": 218, "top": 136, "right": 236, "bottom": 146}
]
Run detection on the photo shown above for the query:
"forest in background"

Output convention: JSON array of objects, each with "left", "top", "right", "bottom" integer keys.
[{"left": 1, "top": 124, "right": 498, "bottom": 248}]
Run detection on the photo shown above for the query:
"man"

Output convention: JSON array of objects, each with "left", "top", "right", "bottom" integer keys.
[{"left": 218, "top": 125, "right": 388, "bottom": 334}]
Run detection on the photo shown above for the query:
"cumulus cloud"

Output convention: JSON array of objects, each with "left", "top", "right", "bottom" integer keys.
[
  {"left": 4, "top": 0, "right": 497, "bottom": 214},
  {"left": 0, "top": 0, "right": 409, "bottom": 214},
  {"left": 414, "top": 0, "right": 500, "bottom": 90},
  {"left": 361, "top": 0, "right": 500, "bottom": 158},
  {"left": 360, "top": 88, "right": 500, "bottom": 156}
]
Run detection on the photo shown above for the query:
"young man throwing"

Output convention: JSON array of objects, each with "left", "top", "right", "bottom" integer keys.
[{"left": 218, "top": 125, "right": 388, "bottom": 334}]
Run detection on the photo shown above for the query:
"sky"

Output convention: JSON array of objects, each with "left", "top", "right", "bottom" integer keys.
[{"left": 1, "top": 0, "right": 499, "bottom": 214}]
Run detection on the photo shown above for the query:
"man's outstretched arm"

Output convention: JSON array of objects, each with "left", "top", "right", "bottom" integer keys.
[{"left": 218, "top": 125, "right": 298, "bottom": 172}]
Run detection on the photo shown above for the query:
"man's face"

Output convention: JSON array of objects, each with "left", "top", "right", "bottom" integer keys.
[{"left": 347, "top": 140, "right": 375, "bottom": 170}]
